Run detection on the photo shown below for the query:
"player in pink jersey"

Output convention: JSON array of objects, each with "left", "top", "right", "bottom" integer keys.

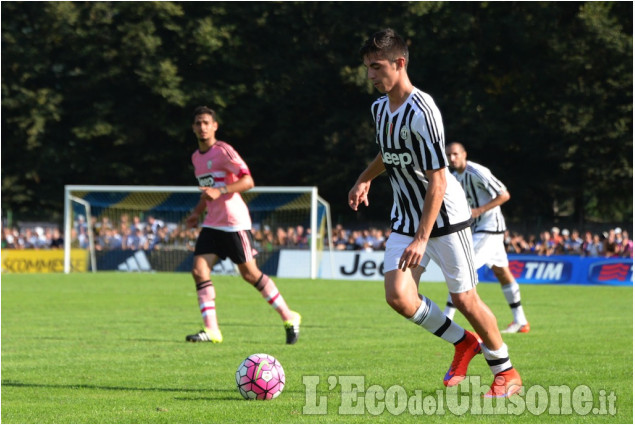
[{"left": 185, "top": 106, "right": 301, "bottom": 344}]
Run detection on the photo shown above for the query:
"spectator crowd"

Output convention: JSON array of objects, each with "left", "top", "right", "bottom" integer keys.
[
  {"left": 2, "top": 214, "right": 633, "bottom": 259},
  {"left": 331, "top": 224, "right": 633, "bottom": 258},
  {"left": 504, "top": 226, "right": 632, "bottom": 258}
]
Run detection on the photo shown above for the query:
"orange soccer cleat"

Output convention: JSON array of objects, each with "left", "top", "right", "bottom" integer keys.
[
  {"left": 484, "top": 368, "right": 523, "bottom": 398},
  {"left": 443, "top": 330, "right": 482, "bottom": 387}
]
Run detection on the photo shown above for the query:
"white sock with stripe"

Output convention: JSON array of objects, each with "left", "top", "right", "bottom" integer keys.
[
  {"left": 409, "top": 296, "right": 465, "bottom": 344},
  {"left": 200, "top": 301, "right": 216, "bottom": 331},
  {"left": 443, "top": 293, "right": 457, "bottom": 320},
  {"left": 196, "top": 280, "right": 219, "bottom": 333},
  {"left": 266, "top": 289, "right": 285, "bottom": 309},
  {"left": 481, "top": 342, "right": 513, "bottom": 375},
  {"left": 501, "top": 281, "right": 528, "bottom": 324}
]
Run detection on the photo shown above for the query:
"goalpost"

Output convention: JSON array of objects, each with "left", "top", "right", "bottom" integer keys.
[{"left": 63, "top": 185, "right": 333, "bottom": 279}]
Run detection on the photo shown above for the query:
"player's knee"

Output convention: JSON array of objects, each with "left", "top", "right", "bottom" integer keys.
[
  {"left": 192, "top": 266, "right": 209, "bottom": 282},
  {"left": 491, "top": 266, "right": 505, "bottom": 279},
  {"left": 450, "top": 292, "right": 474, "bottom": 314},
  {"left": 385, "top": 292, "right": 408, "bottom": 315},
  {"left": 242, "top": 270, "right": 261, "bottom": 286}
]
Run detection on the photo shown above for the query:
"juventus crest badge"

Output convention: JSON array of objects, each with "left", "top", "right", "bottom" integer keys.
[{"left": 400, "top": 126, "right": 409, "bottom": 140}]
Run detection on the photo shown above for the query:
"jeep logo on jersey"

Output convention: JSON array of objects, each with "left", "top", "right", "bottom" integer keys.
[
  {"left": 197, "top": 174, "right": 215, "bottom": 187},
  {"left": 382, "top": 149, "right": 413, "bottom": 167}
]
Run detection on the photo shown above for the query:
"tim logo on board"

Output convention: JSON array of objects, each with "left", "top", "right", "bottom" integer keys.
[
  {"left": 498, "top": 258, "right": 572, "bottom": 283},
  {"left": 509, "top": 259, "right": 573, "bottom": 283},
  {"left": 588, "top": 261, "right": 633, "bottom": 285}
]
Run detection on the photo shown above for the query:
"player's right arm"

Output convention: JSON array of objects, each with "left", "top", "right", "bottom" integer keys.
[
  {"left": 186, "top": 198, "right": 207, "bottom": 228},
  {"left": 199, "top": 174, "right": 255, "bottom": 201},
  {"left": 348, "top": 152, "right": 386, "bottom": 211},
  {"left": 471, "top": 189, "right": 510, "bottom": 219},
  {"left": 398, "top": 166, "right": 445, "bottom": 271}
]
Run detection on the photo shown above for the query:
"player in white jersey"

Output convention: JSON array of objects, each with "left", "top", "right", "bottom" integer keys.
[
  {"left": 444, "top": 142, "right": 530, "bottom": 333},
  {"left": 185, "top": 106, "right": 301, "bottom": 344},
  {"left": 348, "top": 29, "right": 521, "bottom": 398}
]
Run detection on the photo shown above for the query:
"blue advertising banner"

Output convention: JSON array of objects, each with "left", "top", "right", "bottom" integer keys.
[
  {"left": 477, "top": 255, "right": 633, "bottom": 286},
  {"left": 94, "top": 250, "right": 632, "bottom": 286}
]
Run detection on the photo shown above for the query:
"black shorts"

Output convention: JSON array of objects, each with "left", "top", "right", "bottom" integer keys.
[{"left": 194, "top": 227, "right": 258, "bottom": 264}]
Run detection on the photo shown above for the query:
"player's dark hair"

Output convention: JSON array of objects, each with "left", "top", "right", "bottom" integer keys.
[
  {"left": 448, "top": 141, "right": 466, "bottom": 152},
  {"left": 193, "top": 106, "right": 217, "bottom": 122},
  {"left": 360, "top": 28, "right": 409, "bottom": 67}
]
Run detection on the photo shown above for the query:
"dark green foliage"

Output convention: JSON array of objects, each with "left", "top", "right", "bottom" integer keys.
[{"left": 2, "top": 2, "right": 632, "bottom": 226}]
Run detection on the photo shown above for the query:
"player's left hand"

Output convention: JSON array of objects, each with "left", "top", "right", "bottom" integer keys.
[
  {"left": 348, "top": 182, "right": 370, "bottom": 211},
  {"left": 199, "top": 186, "right": 222, "bottom": 201},
  {"left": 186, "top": 214, "right": 199, "bottom": 229},
  {"left": 398, "top": 239, "right": 427, "bottom": 271}
]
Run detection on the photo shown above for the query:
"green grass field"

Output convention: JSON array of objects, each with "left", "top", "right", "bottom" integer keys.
[{"left": 2, "top": 273, "right": 632, "bottom": 423}]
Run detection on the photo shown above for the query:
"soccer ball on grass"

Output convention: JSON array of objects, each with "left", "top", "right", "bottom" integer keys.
[{"left": 235, "top": 353, "right": 285, "bottom": 400}]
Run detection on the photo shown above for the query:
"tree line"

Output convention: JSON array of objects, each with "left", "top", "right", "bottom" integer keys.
[{"left": 2, "top": 1, "right": 632, "bottom": 230}]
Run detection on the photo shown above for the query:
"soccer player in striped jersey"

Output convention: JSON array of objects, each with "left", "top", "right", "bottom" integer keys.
[
  {"left": 348, "top": 29, "right": 521, "bottom": 397},
  {"left": 185, "top": 106, "right": 301, "bottom": 344},
  {"left": 444, "top": 142, "right": 530, "bottom": 333}
]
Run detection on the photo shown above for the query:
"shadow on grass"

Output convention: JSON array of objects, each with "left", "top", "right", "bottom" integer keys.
[
  {"left": 2, "top": 380, "right": 305, "bottom": 401},
  {"left": 2, "top": 380, "right": 219, "bottom": 393},
  {"left": 173, "top": 393, "right": 302, "bottom": 401},
  {"left": 210, "top": 321, "right": 332, "bottom": 330}
]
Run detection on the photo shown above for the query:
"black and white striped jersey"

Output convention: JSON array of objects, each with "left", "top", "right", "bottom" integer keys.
[
  {"left": 452, "top": 161, "right": 507, "bottom": 234},
  {"left": 371, "top": 87, "right": 472, "bottom": 237}
]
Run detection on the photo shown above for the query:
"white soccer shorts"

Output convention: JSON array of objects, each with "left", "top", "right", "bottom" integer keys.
[
  {"left": 384, "top": 229, "right": 478, "bottom": 294},
  {"left": 472, "top": 232, "right": 509, "bottom": 269}
]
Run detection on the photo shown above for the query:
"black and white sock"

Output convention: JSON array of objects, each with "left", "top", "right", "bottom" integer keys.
[
  {"left": 481, "top": 342, "right": 513, "bottom": 375},
  {"left": 443, "top": 293, "right": 457, "bottom": 320},
  {"left": 502, "top": 281, "right": 527, "bottom": 324},
  {"left": 409, "top": 296, "right": 465, "bottom": 344}
]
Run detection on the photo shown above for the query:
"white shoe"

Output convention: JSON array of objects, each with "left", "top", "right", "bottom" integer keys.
[{"left": 501, "top": 321, "right": 530, "bottom": 333}]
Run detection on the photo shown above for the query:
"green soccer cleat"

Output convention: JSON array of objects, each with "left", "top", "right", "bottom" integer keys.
[
  {"left": 186, "top": 329, "right": 223, "bottom": 343},
  {"left": 283, "top": 311, "right": 302, "bottom": 345}
]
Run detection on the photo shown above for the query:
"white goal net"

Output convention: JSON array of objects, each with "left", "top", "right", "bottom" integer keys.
[{"left": 64, "top": 185, "right": 333, "bottom": 278}]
